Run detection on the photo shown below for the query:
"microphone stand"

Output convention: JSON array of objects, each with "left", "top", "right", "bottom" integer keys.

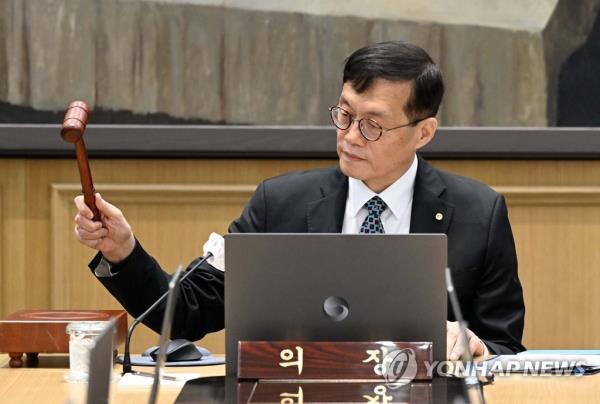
[
  {"left": 122, "top": 252, "right": 214, "bottom": 375},
  {"left": 445, "top": 267, "right": 486, "bottom": 404}
]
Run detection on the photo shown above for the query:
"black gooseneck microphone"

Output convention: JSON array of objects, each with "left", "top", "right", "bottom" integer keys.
[
  {"left": 121, "top": 252, "right": 214, "bottom": 375},
  {"left": 445, "top": 267, "right": 486, "bottom": 404}
]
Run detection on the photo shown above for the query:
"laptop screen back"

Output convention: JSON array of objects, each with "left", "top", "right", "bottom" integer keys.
[{"left": 225, "top": 234, "right": 447, "bottom": 375}]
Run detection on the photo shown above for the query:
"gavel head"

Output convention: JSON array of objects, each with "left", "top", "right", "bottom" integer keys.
[{"left": 61, "top": 101, "right": 89, "bottom": 143}]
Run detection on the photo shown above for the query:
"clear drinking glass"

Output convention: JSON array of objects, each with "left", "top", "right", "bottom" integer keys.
[{"left": 65, "top": 321, "right": 108, "bottom": 382}]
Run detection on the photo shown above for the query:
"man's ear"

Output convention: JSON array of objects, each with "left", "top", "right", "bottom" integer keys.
[{"left": 415, "top": 117, "right": 438, "bottom": 150}]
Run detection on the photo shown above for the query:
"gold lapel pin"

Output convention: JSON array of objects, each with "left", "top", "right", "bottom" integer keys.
[{"left": 435, "top": 213, "right": 443, "bottom": 221}]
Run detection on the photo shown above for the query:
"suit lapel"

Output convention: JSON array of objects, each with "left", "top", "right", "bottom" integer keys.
[
  {"left": 305, "top": 158, "right": 453, "bottom": 234},
  {"left": 410, "top": 156, "right": 454, "bottom": 234},
  {"left": 307, "top": 168, "right": 348, "bottom": 233}
]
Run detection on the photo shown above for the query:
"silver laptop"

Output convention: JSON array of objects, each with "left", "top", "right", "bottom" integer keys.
[{"left": 224, "top": 234, "right": 447, "bottom": 375}]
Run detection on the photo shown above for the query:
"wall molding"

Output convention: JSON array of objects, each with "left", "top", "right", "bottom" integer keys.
[
  {"left": 496, "top": 186, "right": 600, "bottom": 206},
  {"left": 51, "top": 183, "right": 257, "bottom": 205}
]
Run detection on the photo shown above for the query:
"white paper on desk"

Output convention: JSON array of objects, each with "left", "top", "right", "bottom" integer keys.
[
  {"left": 486, "top": 350, "right": 600, "bottom": 373},
  {"left": 118, "top": 372, "right": 201, "bottom": 388}
]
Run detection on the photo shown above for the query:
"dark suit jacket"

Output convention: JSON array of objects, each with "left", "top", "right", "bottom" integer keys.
[{"left": 91, "top": 155, "right": 525, "bottom": 354}]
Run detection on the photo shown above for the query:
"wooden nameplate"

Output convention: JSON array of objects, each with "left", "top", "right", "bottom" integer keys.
[
  {"left": 238, "top": 341, "right": 433, "bottom": 381},
  {"left": 0, "top": 309, "right": 128, "bottom": 367}
]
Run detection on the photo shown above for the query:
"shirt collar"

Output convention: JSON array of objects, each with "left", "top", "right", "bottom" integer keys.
[{"left": 347, "top": 154, "right": 418, "bottom": 219}]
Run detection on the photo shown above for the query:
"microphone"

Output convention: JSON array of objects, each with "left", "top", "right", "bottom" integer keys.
[
  {"left": 445, "top": 267, "right": 487, "bottom": 404},
  {"left": 121, "top": 251, "right": 214, "bottom": 375}
]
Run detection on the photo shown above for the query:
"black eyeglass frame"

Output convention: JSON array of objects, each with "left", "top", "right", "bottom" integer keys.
[{"left": 328, "top": 105, "right": 430, "bottom": 142}]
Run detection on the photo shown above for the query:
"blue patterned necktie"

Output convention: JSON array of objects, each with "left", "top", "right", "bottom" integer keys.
[{"left": 359, "top": 196, "right": 387, "bottom": 234}]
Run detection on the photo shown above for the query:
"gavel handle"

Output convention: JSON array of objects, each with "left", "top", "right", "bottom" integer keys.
[{"left": 75, "top": 138, "right": 101, "bottom": 221}]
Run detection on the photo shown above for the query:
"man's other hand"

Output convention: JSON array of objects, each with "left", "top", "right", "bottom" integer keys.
[
  {"left": 74, "top": 193, "right": 135, "bottom": 263},
  {"left": 447, "top": 320, "right": 487, "bottom": 360}
]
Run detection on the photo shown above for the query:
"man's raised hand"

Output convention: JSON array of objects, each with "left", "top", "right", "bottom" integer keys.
[{"left": 74, "top": 193, "right": 135, "bottom": 263}]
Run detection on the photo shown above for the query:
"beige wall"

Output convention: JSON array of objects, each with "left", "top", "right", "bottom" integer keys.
[{"left": 1, "top": 158, "right": 599, "bottom": 354}]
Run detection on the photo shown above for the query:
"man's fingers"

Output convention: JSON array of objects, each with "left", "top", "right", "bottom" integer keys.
[
  {"left": 446, "top": 321, "right": 460, "bottom": 360},
  {"left": 73, "top": 193, "right": 131, "bottom": 255},
  {"left": 446, "top": 332, "right": 454, "bottom": 360},
  {"left": 449, "top": 338, "right": 462, "bottom": 361},
  {"left": 469, "top": 335, "right": 485, "bottom": 357},
  {"left": 95, "top": 194, "right": 123, "bottom": 219},
  {"left": 75, "top": 225, "right": 108, "bottom": 241},
  {"left": 447, "top": 333, "right": 460, "bottom": 360},
  {"left": 74, "top": 226, "right": 103, "bottom": 249},
  {"left": 74, "top": 213, "right": 103, "bottom": 232},
  {"left": 464, "top": 328, "right": 484, "bottom": 356},
  {"left": 73, "top": 195, "right": 94, "bottom": 220},
  {"left": 448, "top": 326, "right": 483, "bottom": 360}
]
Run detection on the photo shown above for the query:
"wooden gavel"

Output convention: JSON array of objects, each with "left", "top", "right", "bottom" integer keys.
[{"left": 60, "top": 101, "right": 101, "bottom": 221}]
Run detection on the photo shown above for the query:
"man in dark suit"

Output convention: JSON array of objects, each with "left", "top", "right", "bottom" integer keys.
[{"left": 74, "top": 41, "right": 525, "bottom": 358}]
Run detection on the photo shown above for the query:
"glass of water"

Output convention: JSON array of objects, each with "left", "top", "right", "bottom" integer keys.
[{"left": 65, "top": 321, "right": 108, "bottom": 383}]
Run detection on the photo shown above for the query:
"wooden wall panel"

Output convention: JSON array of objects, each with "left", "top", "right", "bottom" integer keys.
[
  {"left": 433, "top": 160, "right": 600, "bottom": 188},
  {"left": 0, "top": 184, "right": 2, "bottom": 316},
  {"left": 497, "top": 186, "right": 600, "bottom": 349},
  {"left": 1, "top": 158, "right": 599, "bottom": 355},
  {"left": 50, "top": 183, "right": 255, "bottom": 354},
  {"left": 0, "top": 160, "right": 26, "bottom": 318},
  {"left": 20, "top": 158, "right": 333, "bottom": 355}
]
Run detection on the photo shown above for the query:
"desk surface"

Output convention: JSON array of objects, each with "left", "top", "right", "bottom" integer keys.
[
  {"left": 0, "top": 354, "right": 224, "bottom": 404},
  {"left": 1, "top": 354, "right": 600, "bottom": 403}
]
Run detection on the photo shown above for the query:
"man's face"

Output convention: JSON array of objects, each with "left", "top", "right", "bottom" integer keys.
[{"left": 335, "top": 78, "right": 435, "bottom": 193}]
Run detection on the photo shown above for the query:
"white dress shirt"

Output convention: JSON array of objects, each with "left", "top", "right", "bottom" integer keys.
[{"left": 342, "top": 155, "right": 418, "bottom": 234}]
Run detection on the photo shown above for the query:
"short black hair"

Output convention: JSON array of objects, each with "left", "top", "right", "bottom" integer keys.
[{"left": 343, "top": 41, "right": 444, "bottom": 120}]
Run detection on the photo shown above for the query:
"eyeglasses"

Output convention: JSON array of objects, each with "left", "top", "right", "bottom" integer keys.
[{"left": 328, "top": 105, "right": 428, "bottom": 142}]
